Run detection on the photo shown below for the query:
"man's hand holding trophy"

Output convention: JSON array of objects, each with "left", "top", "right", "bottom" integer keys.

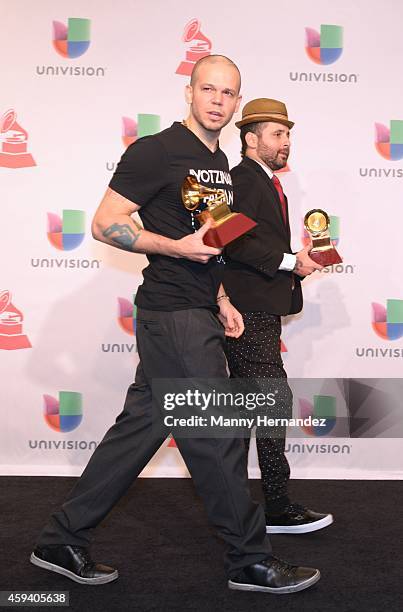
[
  {"left": 303, "top": 209, "right": 342, "bottom": 267},
  {"left": 181, "top": 175, "right": 256, "bottom": 247}
]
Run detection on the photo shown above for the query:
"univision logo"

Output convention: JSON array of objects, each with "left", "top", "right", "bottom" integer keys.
[
  {"left": 290, "top": 24, "right": 358, "bottom": 84},
  {"left": 106, "top": 114, "right": 161, "bottom": 171},
  {"left": 299, "top": 395, "right": 337, "bottom": 436},
  {"left": 122, "top": 114, "right": 161, "bottom": 148},
  {"left": 168, "top": 434, "right": 350, "bottom": 454},
  {"left": 355, "top": 300, "right": 403, "bottom": 358},
  {"left": 43, "top": 391, "right": 83, "bottom": 432},
  {"left": 375, "top": 121, "right": 403, "bottom": 161},
  {"left": 36, "top": 18, "right": 105, "bottom": 77},
  {"left": 30, "top": 390, "right": 98, "bottom": 450},
  {"left": 285, "top": 442, "right": 350, "bottom": 455},
  {"left": 53, "top": 18, "right": 90, "bottom": 58},
  {"left": 305, "top": 24, "right": 343, "bottom": 65},
  {"left": 47, "top": 210, "right": 85, "bottom": 250},
  {"left": 372, "top": 300, "right": 403, "bottom": 341},
  {"left": 30, "top": 209, "right": 101, "bottom": 269},
  {"left": 101, "top": 295, "right": 137, "bottom": 353},
  {"left": 118, "top": 296, "right": 137, "bottom": 335},
  {"left": 359, "top": 120, "right": 403, "bottom": 178}
]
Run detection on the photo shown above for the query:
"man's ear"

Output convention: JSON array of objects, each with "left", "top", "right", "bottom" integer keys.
[
  {"left": 185, "top": 84, "right": 193, "bottom": 104},
  {"left": 235, "top": 94, "right": 242, "bottom": 113},
  {"left": 245, "top": 130, "right": 258, "bottom": 149}
]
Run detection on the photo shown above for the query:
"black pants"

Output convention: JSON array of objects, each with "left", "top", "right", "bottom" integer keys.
[
  {"left": 226, "top": 312, "right": 292, "bottom": 515},
  {"left": 37, "top": 308, "right": 271, "bottom": 577}
]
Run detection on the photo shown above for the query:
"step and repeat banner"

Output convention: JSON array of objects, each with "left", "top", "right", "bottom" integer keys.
[{"left": 1, "top": 0, "right": 402, "bottom": 478}]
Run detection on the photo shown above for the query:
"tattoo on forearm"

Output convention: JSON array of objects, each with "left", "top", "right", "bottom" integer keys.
[{"left": 102, "top": 223, "right": 142, "bottom": 252}]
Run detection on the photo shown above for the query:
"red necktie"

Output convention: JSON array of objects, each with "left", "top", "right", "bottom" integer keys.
[{"left": 271, "top": 174, "right": 287, "bottom": 225}]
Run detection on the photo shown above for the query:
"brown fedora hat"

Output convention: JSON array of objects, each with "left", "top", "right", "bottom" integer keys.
[{"left": 235, "top": 98, "right": 294, "bottom": 129}]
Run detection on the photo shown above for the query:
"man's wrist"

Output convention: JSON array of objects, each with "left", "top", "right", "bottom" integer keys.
[
  {"left": 293, "top": 256, "right": 302, "bottom": 272},
  {"left": 217, "top": 294, "right": 230, "bottom": 303},
  {"left": 164, "top": 236, "right": 186, "bottom": 259}
]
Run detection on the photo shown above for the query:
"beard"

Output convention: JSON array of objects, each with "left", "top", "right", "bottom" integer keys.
[{"left": 257, "top": 142, "right": 289, "bottom": 171}]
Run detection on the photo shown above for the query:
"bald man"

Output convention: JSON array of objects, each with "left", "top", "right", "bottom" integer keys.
[{"left": 30, "top": 57, "right": 320, "bottom": 595}]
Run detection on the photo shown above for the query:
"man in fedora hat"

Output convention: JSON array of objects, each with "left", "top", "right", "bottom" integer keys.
[{"left": 224, "top": 98, "right": 333, "bottom": 534}]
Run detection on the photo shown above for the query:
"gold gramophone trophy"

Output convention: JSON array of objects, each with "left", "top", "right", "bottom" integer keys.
[
  {"left": 181, "top": 176, "right": 256, "bottom": 247},
  {"left": 304, "top": 209, "right": 342, "bottom": 267}
]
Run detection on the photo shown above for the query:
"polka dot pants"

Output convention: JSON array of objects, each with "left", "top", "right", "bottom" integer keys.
[{"left": 226, "top": 312, "right": 292, "bottom": 515}]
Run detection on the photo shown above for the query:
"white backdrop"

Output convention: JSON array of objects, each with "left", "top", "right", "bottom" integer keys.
[{"left": 1, "top": 0, "right": 402, "bottom": 478}]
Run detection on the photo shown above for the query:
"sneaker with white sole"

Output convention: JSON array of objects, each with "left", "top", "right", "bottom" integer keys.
[
  {"left": 30, "top": 545, "right": 118, "bottom": 585},
  {"left": 266, "top": 503, "right": 333, "bottom": 534}
]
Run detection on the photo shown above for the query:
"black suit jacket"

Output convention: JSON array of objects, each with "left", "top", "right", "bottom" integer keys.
[{"left": 223, "top": 157, "right": 303, "bottom": 315}]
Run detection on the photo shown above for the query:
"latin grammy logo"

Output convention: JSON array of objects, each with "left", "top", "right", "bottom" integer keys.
[
  {"left": 0, "top": 290, "right": 31, "bottom": 350},
  {"left": 0, "top": 109, "right": 36, "bottom": 169},
  {"left": 176, "top": 18, "right": 212, "bottom": 76}
]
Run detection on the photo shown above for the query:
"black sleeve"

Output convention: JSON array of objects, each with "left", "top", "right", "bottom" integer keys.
[
  {"left": 109, "top": 136, "right": 169, "bottom": 207},
  {"left": 225, "top": 169, "right": 284, "bottom": 278}
]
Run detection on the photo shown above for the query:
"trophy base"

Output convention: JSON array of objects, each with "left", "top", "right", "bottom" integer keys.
[
  {"left": 176, "top": 61, "right": 195, "bottom": 76},
  {"left": 0, "top": 152, "right": 36, "bottom": 169},
  {"left": 309, "top": 247, "right": 342, "bottom": 267},
  {"left": 176, "top": 52, "right": 210, "bottom": 76},
  {"left": 0, "top": 333, "right": 32, "bottom": 350},
  {"left": 203, "top": 213, "right": 256, "bottom": 248}
]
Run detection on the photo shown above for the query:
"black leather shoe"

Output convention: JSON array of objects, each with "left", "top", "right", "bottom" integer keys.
[
  {"left": 30, "top": 545, "right": 118, "bottom": 585},
  {"left": 266, "top": 503, "right": 333, "bottom": 534},
  {"left": 228, "top": 556, "right": 320, "bottom": 594}
]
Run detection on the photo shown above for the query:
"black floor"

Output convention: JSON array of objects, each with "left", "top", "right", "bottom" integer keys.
[{"left": 1, "top": 477, "right": 402, "bottom": 612}]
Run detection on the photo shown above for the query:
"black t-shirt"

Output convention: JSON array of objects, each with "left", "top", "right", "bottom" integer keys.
[{"left": 109, "top": 122, "right": 233, "bottom": 311}]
